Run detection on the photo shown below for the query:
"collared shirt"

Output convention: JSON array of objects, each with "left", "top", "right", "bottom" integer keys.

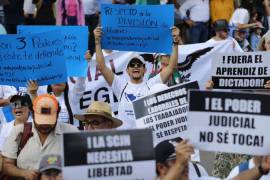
[
  {"left": 179, "top": 0, "right": 209, "bottom": 22},
  {"left": 2, "top": 122, "right": 78, "bottom": 170}
]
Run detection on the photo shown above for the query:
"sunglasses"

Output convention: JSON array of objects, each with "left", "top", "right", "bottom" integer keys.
[
  {"left": 10, "top": 101, "right": 28, "bottom": 109},
  {"left": 128, "top": 62, "right": 145, "bottom": 68}
]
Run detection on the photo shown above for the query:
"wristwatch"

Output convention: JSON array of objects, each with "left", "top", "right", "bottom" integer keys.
[{"left": 258, "top": 165, "right": 269, "bottom": 175}]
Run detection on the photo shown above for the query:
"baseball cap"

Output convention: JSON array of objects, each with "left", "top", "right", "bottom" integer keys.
[
  {"left": 213, "top": 19, "right": 229, "bottom": 32},
  {"left": 127, "top": 56, "right": 146, "bottom": 68},
  {"left": 33, "top": 94, "right": 59, "bottom": 125},
  {"left": 10, "top": 93, "right": 33, "bottom": 110},
  {"left": 39, "top": 154, "right": 62, "bottom": 172},
  {"left": 155, "top": 137, "right": 182, "bottom": 164}
]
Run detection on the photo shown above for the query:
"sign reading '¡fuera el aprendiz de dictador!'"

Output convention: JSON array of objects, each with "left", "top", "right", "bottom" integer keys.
[
  {"left": 62, "top": 129, "right": 155, "bottom": 180},
  {"left": 212, "top": 52, "right": 270, "bottom": 89},
  {"left": 188, "top": 90, "right": 270, "bottom": 155}
]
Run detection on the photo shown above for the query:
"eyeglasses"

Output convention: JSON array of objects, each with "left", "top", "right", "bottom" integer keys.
[
  {"left": 82, "top": 119, "right": 111, "bottom": 126},
  {"left": 128, "top": 62, "right": 145, "bottom": 68}
]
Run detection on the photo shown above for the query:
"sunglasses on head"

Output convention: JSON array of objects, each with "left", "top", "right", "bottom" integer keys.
[{"left": 128, "top": 62, "right": 145, "bottom": 68}]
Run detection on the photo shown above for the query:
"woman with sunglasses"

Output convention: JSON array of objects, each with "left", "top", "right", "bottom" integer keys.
[{"left": 0, "top": 93, "right": 33, "bottom": 151}]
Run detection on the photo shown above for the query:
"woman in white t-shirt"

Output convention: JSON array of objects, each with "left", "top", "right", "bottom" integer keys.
[
  {"left": 0, "top": 94, "right": 33, "bottom": 151},
  {"left": 27, "top": 78, "right": 86, "bottom": 127}
]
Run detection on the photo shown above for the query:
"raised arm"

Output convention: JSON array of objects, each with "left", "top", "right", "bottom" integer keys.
[
  {"left": 163, "top": 140, "right": 194, "bottom": 180},
  {"left": 160, "top": 27, "right": 179, "bottom": 83},
  {"left": 232, "top": 156, "right": 270, "bottom": 180},
  {"left": 94, "top": 27, "right": 115, "bottom": 86}
]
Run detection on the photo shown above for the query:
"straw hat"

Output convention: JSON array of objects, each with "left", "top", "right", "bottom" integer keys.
[{"left": 74, "top": 101, "right": 122, "bottom": 128}]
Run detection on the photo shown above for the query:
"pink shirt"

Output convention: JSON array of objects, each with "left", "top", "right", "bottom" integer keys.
[{"left": 67, "top": 0, "right": 77, "bottom": 16}]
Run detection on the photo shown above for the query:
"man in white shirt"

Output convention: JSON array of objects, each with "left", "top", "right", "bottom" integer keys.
[
  {"left": 180, "top": 0, "right": 210, "bottom": 43},
  {"left": 93, "top": 26, "right": 179, "bottom": 129}
]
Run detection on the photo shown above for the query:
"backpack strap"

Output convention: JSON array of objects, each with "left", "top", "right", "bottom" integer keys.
[
  {"left": 119, "top": 82, "right": 128, "bottom": 102},
  {"left": 17, "top": 122, "right": 33, "bottom": 156},
  {"left": 192, "top": 163, "right": 201, "bottom": 177},
  {"left": 238, "top": 161, "right": 249, "bottom": 173}
]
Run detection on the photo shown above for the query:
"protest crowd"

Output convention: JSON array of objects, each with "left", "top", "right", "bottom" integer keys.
[{"left": 2, "top": 0, "right": 270, "bottom": 180}]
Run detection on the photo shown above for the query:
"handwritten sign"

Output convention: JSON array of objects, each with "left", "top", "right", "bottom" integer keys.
[
  {"left": 132, "top": 81, "right": 199, "bottom": 146},
  {"left": 188, "top": 90, "right": 270, "bottom": 155},
  {"left": 62, "top": 129, "right": 155, "bottom": 180},
  {"left": 212, "top": 52, "right": 270, "bottom": 89},
  {"left": 101, "top": 4, "right": 173, "bottom": 54},
  {"left": 17, "top": 25, "right": 88, "bottom": 77},
  {"left": 0, "top": 31, "right": 67, "bottom": 86}
]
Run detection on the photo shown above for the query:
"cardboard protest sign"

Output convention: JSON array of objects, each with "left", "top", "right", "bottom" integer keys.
[
  {"left": 17, "top": 25, "right": 88, "bottom": 77},
  {"left": 101, "top": 4, "right": 173, "bottom": 54},
  {"left": 0, "top": 31, "right": 67, "bottom": 86},
  {"left": 212, "top": 52, "right": 270, "bottom": 89},
  {"left": 188, "top": 90, "right": 270, "bottom": 155},
  {"left": 132, "top": 81, "right": 199, "bottom": 146},
  {"left": 62, "top": 129, "right": 155, "bottom": 180}
]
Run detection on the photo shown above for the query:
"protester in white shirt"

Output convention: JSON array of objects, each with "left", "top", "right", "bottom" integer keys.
[
  {"left": 27, "top": 78, "right": 86, "bottom": 127},
  {"left": 0, "top": 93, "right": 33, "bottom": 151},
  {"left": 179, "top": 0, "right": 209, "bottom": 43},
  {"left": 93, "top": 26, "right": 179, "bottom": 129}
]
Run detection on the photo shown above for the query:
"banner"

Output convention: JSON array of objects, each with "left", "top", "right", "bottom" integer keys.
[
  {"left": 62, "top": 129, "right": 155, "bottom": 180},
  {"left": 0, "top": 31, "right": 67, "bottom": 86},
  {"left": 178, "top": 38, "right": 243, "bottom": 89},
  {"left": 18, "top": 25, "right": 88, "bottom": 77},
  {"left": 132, "top": 81, "right": 198, "bottom": 145},
  {"left": 188, "top": 90, "right": 270, "bottom": 155},
  {"left": 212, "top": 52, "right": 270, "bottom": 89},
  {"left": 77, "top": 39, "right": 242, "bottom": 114},
  {"left": 101, "top": 4, "right": 173, "bottom": 54}
]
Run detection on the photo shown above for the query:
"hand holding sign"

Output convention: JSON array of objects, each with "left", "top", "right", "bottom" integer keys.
[
  {"left": 175, "top": 140, "right": 194, "bottom": 165},
  {"left": 94, "top": 27, "right": 103, "bottom": 46}
]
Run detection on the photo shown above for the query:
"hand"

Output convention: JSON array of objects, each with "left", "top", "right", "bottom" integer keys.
[
  {"left": 175, "top": 139, "right": 194, "bottom": 165},
  {"left": 85, "top": 50, "right": 92, "bottom": 62},
  {"left": 93, "top": 27, "right": 103, "bottom": 45},
  {"left": 205, "top": 80, "right": 214, "bottom": 90},
  {"left": 24, "top": 13, "right": 29, "bottom": 18},
  {"left": 27, "top": 80, "right": 39, "bottom": 95},
  {"left": 264, "top": 80, "right": 270, "bottom": 88},
  {"left": 185, "top": 19, "right": 194, "bottom": 27},
  {"left": 23, "top": 169, "right": 39, "bottom": 180},
  {"left": 261, "top": 155, "right": 270, "bottom": 173},
  {"left": 171, "top": 26, "right": 181, "bottom": 43}
]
